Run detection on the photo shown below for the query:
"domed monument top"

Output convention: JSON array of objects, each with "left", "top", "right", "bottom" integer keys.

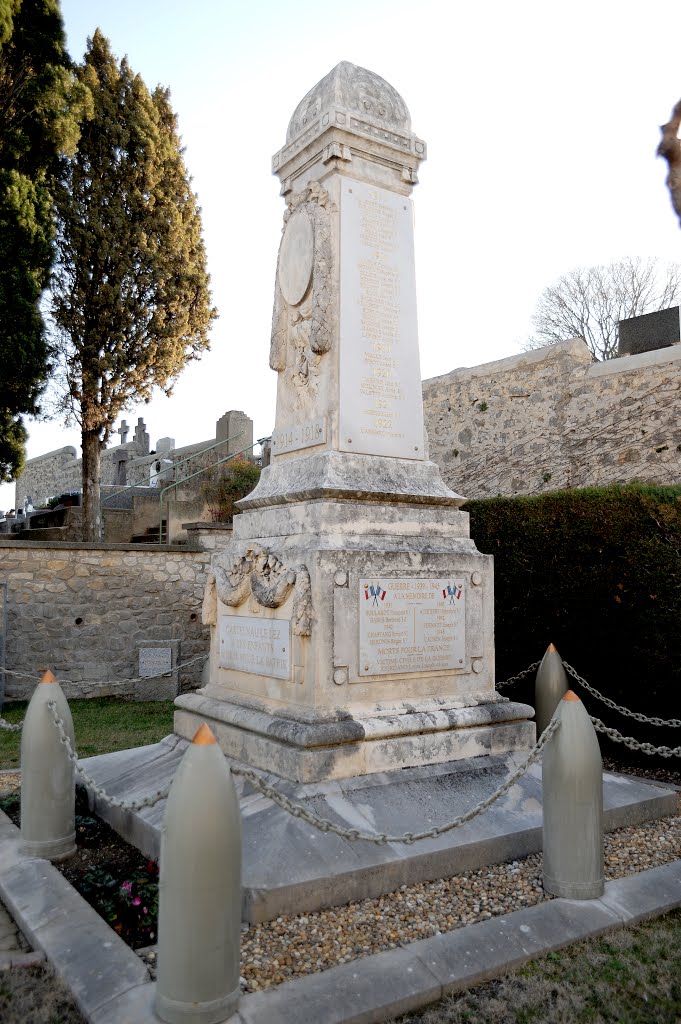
[
  {"left": 273, "top": 61, "right": 426, "bottom": 185},
  {"left": 286, "top": 61, "right": 412, "bottom": 142}
]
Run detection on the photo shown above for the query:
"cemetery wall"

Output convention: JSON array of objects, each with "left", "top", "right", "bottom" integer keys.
[
  {"left": 0, "top": 540, "right": 211, "bottom": 700},
  {"left": 12, "top": 409, "right": 254, "bottom": 511},
  {"left": 422, "top": 338, "right": 681, "bottom": 499}
]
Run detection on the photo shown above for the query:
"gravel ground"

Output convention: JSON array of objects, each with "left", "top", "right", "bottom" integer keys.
[
  {"left": 234, "top": 810, "right": 681, "bottom": 992},
  {"left": 2, "top": 764, "right": 679, "bottom": 996}
]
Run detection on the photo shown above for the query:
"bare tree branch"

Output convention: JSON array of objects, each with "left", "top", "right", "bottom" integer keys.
[
  {"left": 658, "top": 98, "right": 681, "bottom": 228},
  {"left": 524, "top": 257, "right": 681, "bottom": 361}
]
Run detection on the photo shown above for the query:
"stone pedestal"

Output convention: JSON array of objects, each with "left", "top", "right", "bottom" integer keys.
[{"left": 174, "top": 63, "right": 534, "bottom": 781}]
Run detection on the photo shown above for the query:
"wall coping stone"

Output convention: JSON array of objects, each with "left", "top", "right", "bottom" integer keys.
[
  {"left": 20, "top": 445, "right": 77, "bottom": 463},
  {"left": 183, "top": 521, "right": 233, "bottom": 531},
  {"left": 586, "top": 341, "right": 681, "bottom": 378},
  {"left": 0, "top": 539, "right": 204, "bottom": 553},
  {"left": 422, "top": 338, "right": 591, "bottom": 389}
]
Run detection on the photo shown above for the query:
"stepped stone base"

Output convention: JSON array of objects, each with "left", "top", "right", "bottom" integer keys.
[
  {"left": 174, "top": 692, "right": 536, "bottom": 783},
  {"left": 78, "top": 736, "right": 679, "bottom": 924}
]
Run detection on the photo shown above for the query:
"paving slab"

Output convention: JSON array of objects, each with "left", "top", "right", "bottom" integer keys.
[{"left": 80, "top": 738, "right": 678, "bottom": 923}]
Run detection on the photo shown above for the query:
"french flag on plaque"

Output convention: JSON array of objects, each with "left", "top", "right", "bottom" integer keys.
[
  {"left": 364, "top": 582, "right": 387, "bottom": 606},
  {"left": 443, "top": 582, "right": 463, "bottom": 603}
]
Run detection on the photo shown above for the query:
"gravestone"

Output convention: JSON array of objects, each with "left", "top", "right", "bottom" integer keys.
[
  {"left": 114, "top": 451, "right": 128, "bottom": 485},
  {"left": 175, "top": 62, "right": 533, "bottom": 781},
  {"left": 618, "top": 305, "right": 681, "bottom": 356}
]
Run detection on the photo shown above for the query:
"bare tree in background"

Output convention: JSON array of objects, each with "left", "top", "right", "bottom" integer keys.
[
  {"left": 524, "top": 257, "right": 681, "bottom": 361},
  {"left": 658, "top": 99, "right": 681, "bottom": 228}
]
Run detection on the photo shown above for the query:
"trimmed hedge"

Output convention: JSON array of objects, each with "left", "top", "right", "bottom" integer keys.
[{"left": 464, "top": 484, "right": 681, "bottom": 731}]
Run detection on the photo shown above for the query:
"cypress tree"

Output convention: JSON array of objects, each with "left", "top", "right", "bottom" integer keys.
[
  {"left": 51, "top": 31, "right": 216, "bottom": 540},
  {"left": 0, "top": 0, "right": 88, "bottom": 481}
]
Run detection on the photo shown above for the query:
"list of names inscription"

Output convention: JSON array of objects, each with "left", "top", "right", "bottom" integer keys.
[
  {"left": 339, "top": 180, "right": 424, "bottom": 459},
  {"left": 359, "top": 578, "right": 466, "bottom": 676}
]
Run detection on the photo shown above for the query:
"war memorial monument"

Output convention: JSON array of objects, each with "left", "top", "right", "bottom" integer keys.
[
  {"left": 76, "top": 63, "right": 674, "bottom": 930},
  {"left": 174, "top": 62, "right": 534, "bottom": 778}
]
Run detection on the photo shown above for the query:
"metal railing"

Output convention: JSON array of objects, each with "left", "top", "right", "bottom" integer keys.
[{"left": 158, "top": 436, "right": 270, "bottom": 544}]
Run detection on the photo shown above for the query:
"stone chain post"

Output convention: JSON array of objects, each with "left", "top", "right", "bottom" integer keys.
[
  {"left": 155, "top": 724, "right": 241, "bottom": 1024},
  {"left": 542, "top": 691, "right": 604, "bottom": 899},
  {"left": 20, "top": 672, "right": 76, "bottom": 861}
]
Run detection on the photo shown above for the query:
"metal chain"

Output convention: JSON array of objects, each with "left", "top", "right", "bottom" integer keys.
[
  {"left": 228, "top": 718, "right": 560, "bottom": 845},
  {"left": 564, "top": 662, "right": 681, "bottom": 728},
  {"left": 0, "top": 717, "right": 22, "bottom": 732},
  {"left": 590, "top": 716, "right": 681, "bottom": 758},
  {"left": 495, "top": 661, "right": 541, "bottom": 690},
  {"left": 46, "top": 700, "right": 171, "bottom": 810},
  {"left": 2, "top": 652, "right": 208, "bottom": 688}
]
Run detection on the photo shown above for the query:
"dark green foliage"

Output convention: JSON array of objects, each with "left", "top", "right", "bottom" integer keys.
[
  {"left": 51, "top": 30, "right": 216, "bottom": 539},
  {"left": 0, "top": 0, "right": 89, "bottom": 480},
  {"left": 201, "top": 457, "right": 261, "bottom": 522},
  {"left": 464, "top": 484, "right": 681, "bottom": 729},
  {"left": 78, "top": 861, "right": 159, "bottom": 947}
]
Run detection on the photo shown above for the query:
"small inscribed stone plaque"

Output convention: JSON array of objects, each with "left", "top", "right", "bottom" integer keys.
[
  {"left": 219, "top": 615, "right": 291, "bottom": 680},
  {"left": 271, "top": 417, "right": 327, "bottom": 455},
  {"left": 139, "top": 647, "right": 173, "bottom": 678},
  {"left": 359, "top": 578, "right": 465, "bottom": 676}
]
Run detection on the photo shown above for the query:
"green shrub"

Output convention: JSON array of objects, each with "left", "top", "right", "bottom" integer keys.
[
  {"left": 200, "top": 457, "right": 260, "bottom": 523},
  {"left": 464, "top": 484, "right": 681, "bottom": 728}
]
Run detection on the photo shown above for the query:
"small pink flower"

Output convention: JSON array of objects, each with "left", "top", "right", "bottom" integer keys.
[
  {"left": 133, "top": 897, "right": 141, "bottom": 906},
  {"left": 121, "top": 881, "right": 133, "bottom": 894},
  {"left": 143, "top": 907, "right": 148, "bottom": 914}
]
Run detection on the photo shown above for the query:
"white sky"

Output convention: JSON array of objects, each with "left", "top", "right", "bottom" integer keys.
[{"left": 4, "top": 0, "right": 681, "bottom": 510}]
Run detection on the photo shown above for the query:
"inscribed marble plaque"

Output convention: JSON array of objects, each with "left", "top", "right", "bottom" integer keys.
[
  {"left": 359, "top": 578, "right": 465, "bottom": 676},
  {"left": 339, "top": 180, "right": 424, "bottom": 460},
  {"left": 139, "top": 647, "right": 172, "bottom": 678},
  {"left": 219, "top": 614, "right": 291, "bottom": 680}
]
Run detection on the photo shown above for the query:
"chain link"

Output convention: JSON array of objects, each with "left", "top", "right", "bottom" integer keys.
[
  {"left": 2, "top": 652, "right": 208, "bottom": 690},
  {"left": 0, "top": 717, "right": 22, "bottom": 732},
  {"left": 46, "top": 700, "right": 171, "bottom": 810},
  {"left": 227, "top": 719, "right": 560, "bottom": 845},
  {"left": 495, "top": 661, "right": 541, "bottom": 690},
  {"left": 590, "top": 716, "right": 681, "bottom": 758},
  {"left": 564, "top": 662, "right": 681, "bottom": 728}
]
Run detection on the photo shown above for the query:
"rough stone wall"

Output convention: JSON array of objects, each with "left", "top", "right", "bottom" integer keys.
[
  {"left": 13, "top": 447, "right": 81, "bottom": 509},
  {"left": 423, "top": 339, "right": 681, "bottom": 498},
  {"left": 0, "top": 541, "right": 211, "bottom": 700},
  {"left": 14, "top": 410, "right": 256, "bottom": 509}
]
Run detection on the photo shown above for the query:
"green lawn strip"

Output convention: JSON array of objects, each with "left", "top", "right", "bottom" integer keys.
[
  {"left": 0, "top": 698, "right": 175, "bottom": 770},
  {"left": 393, "top": 909, "right": 681, "bottom": 1024}
]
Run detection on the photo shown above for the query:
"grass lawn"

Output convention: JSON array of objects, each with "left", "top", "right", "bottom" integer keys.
[
  {"left": 0, "top": 697, "right": 175, "bottom": 769},
  {"left": 392, "top": 909, "right": 681, "bottom": 1024}
]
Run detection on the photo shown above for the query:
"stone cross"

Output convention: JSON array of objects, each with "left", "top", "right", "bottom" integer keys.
[
  {"left": 116, "top": 419, "right": 129, "bottom": 445},
  {"left": 134, "top": 417, "right": 150, "bottom": 455}
]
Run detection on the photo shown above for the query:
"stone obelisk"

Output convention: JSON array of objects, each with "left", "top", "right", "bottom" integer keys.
[{"left": 175, "top": 63, "right": 533, "bottom": 781}]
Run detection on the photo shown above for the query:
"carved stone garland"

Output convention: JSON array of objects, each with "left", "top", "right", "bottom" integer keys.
[{"left": 203, "top": 544, "right": 312, "bottom": 637}]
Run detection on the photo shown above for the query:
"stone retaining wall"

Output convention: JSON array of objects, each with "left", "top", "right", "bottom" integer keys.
[
  {"left": 423, "top": 339, "right": 681, "bottom": 498},
  {"left": 0, "top": 541, "right": 211, "bottom": 701}
]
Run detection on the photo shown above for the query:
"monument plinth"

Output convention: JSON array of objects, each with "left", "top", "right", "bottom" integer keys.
[{"left": 174, "top": 62, "right": 534, "bottom": 781}]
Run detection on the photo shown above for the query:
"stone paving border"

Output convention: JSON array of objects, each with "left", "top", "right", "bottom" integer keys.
[{"left": 1, "top": 805, "right": 680, "bottom": 1024}]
